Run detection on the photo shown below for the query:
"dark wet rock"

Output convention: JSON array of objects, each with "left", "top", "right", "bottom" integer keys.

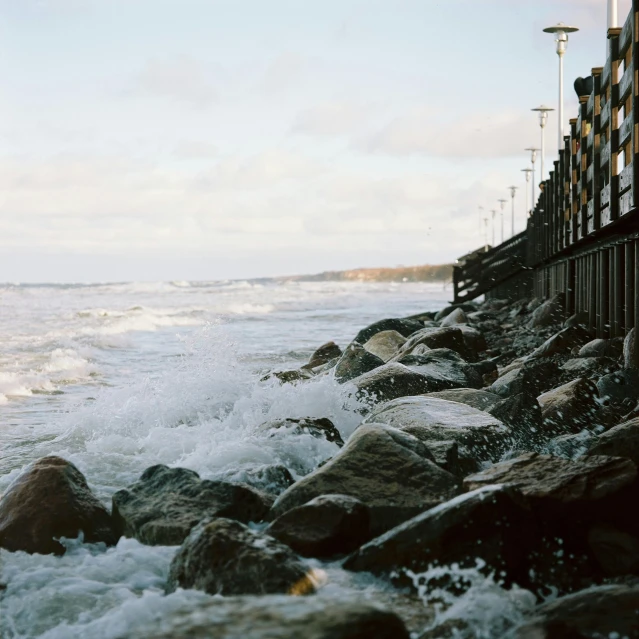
[
  {"left": 334, "top": 343, "right": 384, "bottom": 383},
  {"left": 456, "top": 324, "right": 487, "bottom": 354},
  {"left": 561, "top": 356, "right": 616, "bottom": 377},
  {"left": 425, "top": 388, "right": 502, "bottom": 412},
  {"left": 529, "top": 325, "right": 593, "bottom": 359},
  {"left": 258, "top": 417, "right": 344, "bottom": 447},
  {"left": 0, "top": 456, "right": 118, "bottom": 555},
  {"left": 112, "top": 465, "right": 272, "bottom": 546},
  {"left": 166, "top": 518, "right": 312, "bottom": 596},
  {"left": 305, "top": 341, "right": 342, "bottom": 369},
  {"left": 587, "top": 523, "right": 639, "bottom": 576},
  {"left": 597, "top": 369, "right": 639, "bottom": 406},
  {"left": 221, "top": 464, "right": 294, "bottom": 497},
  {"left": 625, "top": 328, "right": 638, "bottom": 369},
  {"left": 270, "top": 423, "right": 460, "bottom": 536},
  {"left": 351, "top": 363, "right": 433, "bottom": 403},
  {"left": 579, "top": 337, "right": 624, "bottom": 359},
  {"left": 547, "top": 432, "right": 596, "bottom": 458},
  {"left": 529, "top": 293, "right": 565, "bottom": 329},
  {"left": 504, "top": 585, "right": 639, "bottom": 639},
  {"left": 487, "top": 392, "right": 543, "bottom": 447},
  {"left": 397, "top": 348, "right": 482, "bottom": 389},
  {"left": 363, "top": 330, "right": 407, "bottom": 362},
  {"left": 434, "top": 303, "right": 477, "bottom": 322},
  {"left": 439, "top": 307, "right": 468, "bottom": 327},
  {"left": 490, "top": 359, "right": 561, "bottom": 398},
  {"left": 538, "top": 377, "right": 600, "bottom": 434},
  {"left": 588, "top": 418, "right": 639, "bottom": 466},
  {"left": 266, "top": 494, "right": 370, "bottom": 558},
  {"left": 127, "top": 595, "right": 410, "bottom": 639},
  {"left": 399, "top": 327, "right": 470, "bottom": 360},
  {"left": 264, "top": 369, "right": 313, "bottom": 384},
  {"left": 564, "top": 310, "right": 589, "bottom": 328},
  {"left": 424, "top": 440, "right": 480, "bottom": 478},
  {"left": 365, "top": 396, "right": 510, "bottom": 462},
  {"left": 354, "top": 318, "right": 423, "bottom": 345},
  {"left": 467, "top": 357, "right": 498, "bottom": 379},
  {"left": 344, "top": 485, "right": 535, "bottom": 588},
  {"left": 463, "top": 452, "right": 636, "bottom": 520}
]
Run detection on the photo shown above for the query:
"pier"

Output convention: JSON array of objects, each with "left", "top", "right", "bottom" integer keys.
[{"left": 454, "top": 0, "right": 639, "bottom": 340}]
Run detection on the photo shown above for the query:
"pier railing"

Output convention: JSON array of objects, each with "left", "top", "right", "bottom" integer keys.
[{"left": 454, "top": 1, "right": 639, "bottom": 338}]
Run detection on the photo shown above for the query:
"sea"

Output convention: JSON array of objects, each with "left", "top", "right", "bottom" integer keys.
[{"left": 0, "top": 280, "right": 537, "bottom": 638}]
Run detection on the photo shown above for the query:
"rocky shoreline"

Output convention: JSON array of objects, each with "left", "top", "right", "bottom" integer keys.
[{"left": 2, "top": 293, "right": 639, "bottom": 638}]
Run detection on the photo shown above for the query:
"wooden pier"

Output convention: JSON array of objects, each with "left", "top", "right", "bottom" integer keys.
[{"left": 454, "top": 2, "right": 639, "bottom": 339}]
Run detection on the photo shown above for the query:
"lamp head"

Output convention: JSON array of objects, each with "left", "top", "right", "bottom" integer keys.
[
  {"left": 498, "top": 198, "right": 508, "bottom": 210},
  {"left": 525, "top": 147, "right": 539, "bottom": 163},
  {"left": 521, "top": 168, "right": 532, "bottom": 182},
  {"left": 543, "top": 23, "right": 579, "bottom": 55},
  {"left": 532, "top": 104, "right": 554, "bottom": 128},
  {"left": 509, "top": 186, "right": 518, "bottom": 198}
]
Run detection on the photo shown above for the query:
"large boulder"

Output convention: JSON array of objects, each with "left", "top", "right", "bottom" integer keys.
[
  {"left": 579, "top": 337, "right": 624, "bottom": 359},
  {"left": 269, "top": 424, "right": 460, "bottom": 536},
  {"left": 434, "top": 303, "right": 476, "bottom": 322},
  {"left": 597, "top": 369, "right": 639, "bottom": 406},
  {"left": 625, "top": 328, "right": 638, "bottom": 369},
  {"left": 334, "top": 343, "right": 384, "bottom": 383},
  {"left": 529, "top": 294, "right": 564, "bottom": 329},
  {"left": 344, "top": 485, "right": 535, "bottom": 588},
  {"left": 490, "top": 360, "right": 561, "bottom": 398},
  {"left": 266, "top": 494, "right": 370, "bottom": 558},
  {"left": 537, "top": 377, "right": 600, "bottom": 434},
  {"left": 528, "top": 325, "right": 592, "bottom": 359},
  {"left": 456, "top": 324, "right": 487, "bottom": 354},
  {"left": 424, "top": 388, "right": 502, "bottom": 412},
  {"left": 127, "top": 596, "right": 410, "bottom": 639},
  {"left": 354, "top": 318, "right": 423, "bottom": 345},
  {"left": 166, "top": 519, "right": 313, "bottom": 596},
  {"left": 399, "top": 327, "right": 469, "bottom": 360},
  {"left": 112, "top": 465, "right": 272, "bottom": 546},
  {"left": 363, "top": 330, "right": 407, "bottom": 362},
  {"left": 487, "top": 392, "right": 544, "bottom": 449},
  {"left": 0, "top": 456, "right": 118, "bottom": 555},
  {"left": 440, "top": 307, "right": 468, "bottom": 327},
  {"left": 257, "top": 417, "right": 344, "bottom": 447},
  {"left": 504, "top": 585, "right": 639, "bottom": 639},
  {"left": 365, "top": 396, "right": 511, "bottom": 462},
  {"left": 350, "top": 363, "right": 433, "bottom": 404},
  {"left": 561, "top": 356, "right": 616, "bottom": 377},
  {"left": 303, "top": 341, "right": 342, "bottom": 370},
  {"left": 220, "top": 464, "right": 294, "bottom": 497},
  {"left": 588, "top": 418, "right": 639, "bottom": 466},
  {"left": 397, "top": 348, "right": 482, "bottom": 389}
]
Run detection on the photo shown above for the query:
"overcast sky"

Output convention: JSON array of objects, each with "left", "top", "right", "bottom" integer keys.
[{"left": 0, "top": 0, "right": 630, "bottom": 282}]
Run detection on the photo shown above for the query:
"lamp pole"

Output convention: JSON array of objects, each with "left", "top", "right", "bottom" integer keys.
[
  {"left": 498, "top": 199, "right": 507, "bottom": 244},
  {"left": 608, "top": 0, "right": 618, "bottom": 30},
  {"left": 483, "top": 217, "right": 489, "bottom": 252},
  {"left": 478, "top": 205, "right": 484, "bottom": 238},
  {"left": 543, "top": 23, "right": 579, "bottom": 150},
  {"left": 521, "top": 168, "right": 532, "bottom": 217},
  {"left": 508, "top": 187, "right": 518, "bottom": 237},
  {"left": 532, "top": 105, "right": 554, "bottom": 183},
  {"left": 490, "top": 209, "right": 497, "bottom": 247},
  {"left": 526, "top": 147, "right": 539, "bottom": 208}
]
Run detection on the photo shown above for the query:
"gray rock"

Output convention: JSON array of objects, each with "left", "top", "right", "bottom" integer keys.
[
  {"left": 166, "top": 519, "right": 312, "bottom": 596},
  {"left": 561, "top": 356, "right": 615, "bottom": 377},
  {"left": 424, "top": 440, "right": 480, "bottom": 477},
  {"left": 490, "top": 359, "right": 560, "bottom": 398},
  {"left": 334, "top": 343, "right": 384, "bottom": 383},
  {"left": 266, "top": 494, "right": 370, "bottom": 558},
  {"left": 126, "top": 596, "right": 410, "bottom": 639},
  {"left": 589, "top": 418, "right": 639, "bottom": 466},
  {"left": 625, "top": 328, "right": 638, "bottom": 369},
  {"left": 270, "top": 423, "right": 460, "bottom": 536},
  {"left": 258, "top": 417, "right": 344, "bottom": 447},
  {"left": 587, "top": 523, "right": 639, "bottom": 576},
  {"left": 528, "top": 325, "right": 593, "bottom": 358},
  {"left": 529, "top": 293, "right": 565, "bottom": 329},
  {"left": 112, "top": 465, "right": 272, "bottom": 546},
  {"left": 440, "top": 307, "right": 468, "bottom": 327},
  {"left": 538, "top": 377, "right": 600, "bottom": 434},
  {"left": 564, "top": 310, "right": 589, "bottom": 328},
  {"left": 487, "top": 392, "right": 543, "bottom": 448},
  {"left": 546, "top": 432, "right": 596, "bottom": 458},
  {"left": 456, "top": 324, "right": 487, "bottom": 354},
  {"left": 597, "top": 369, "right": 639, "bottom": 406},
  {"left": 351, "top": 363, "right": 433, "bottom": 403},
  {"left": 579, "top": 337, "right": 624, "bottom": 359},
  {"left": 264, "top": 369, "right": 313, "bottom": 384},
  {"left": 425, "top": 388, "right": 502, "bottom": 412},
  {"left": 354, "top": 318, "right": 423, "bottom": 345},
  {"left": 363, "top": 330, "right": 407, "bottom": 362},
  {"left": 399, "top": 327, "right": 469, "bottom": 360},
  {"left": 220, "top": 464, "right": 295, "bottom": 497},
  {"left": 434, "top": 303, "right": 477, "bottom": 322},
  {"left": 304, "top": 341, "right": 342, "bottom": 369},
  {"left": 397, "top": 348, "right": 482, "bottom": 389},
  {"left": 365, "top": 396, "right": 511, "bottom": 462}
]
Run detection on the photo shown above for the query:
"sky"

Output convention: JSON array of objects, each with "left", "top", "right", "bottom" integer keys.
[{"left": 0, "top": 0, "right": 631, "bottom": 282}]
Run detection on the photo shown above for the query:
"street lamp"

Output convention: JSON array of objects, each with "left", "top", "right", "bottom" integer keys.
[
  {"left": 490, "top": 209, "right": 497, "bottom": 247},
  {"left": 521, "top": 168, "right": 532, "bottom": 217},
  {"left": 531, "top": 105, "right": 554, "bottom": 183},
  {"left": 508, "top": 186, "right": 518, "bottom": 237},
  {"left": 525, "top": 147, "right": 540, "bottom": 207},
  {"left": 608, "top": 0, "right": 618, "bottom": 30},
  {"left": 498, "top": 199, "right": 508, "bottom": 244},
  {"left": 543, "top": 23, "right": 579, "bottom": 150},
  {"left": 478, "top": 205, "right": 484, "bottom": 238},
  {"left": 483, "top": 217, "right": 489, "bottom": 252}
]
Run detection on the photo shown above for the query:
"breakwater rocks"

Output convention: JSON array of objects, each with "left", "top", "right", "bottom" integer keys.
[{"left": 2, "top": 294, "right": 639, "bottom": 637}]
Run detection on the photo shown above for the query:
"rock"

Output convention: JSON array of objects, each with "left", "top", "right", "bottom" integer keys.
[
  {"left": 266, "top": 494, "right": 370, "bottom": 558},
  {"left": 597, "top": 369, "right": 639, "bottom": 406},
  {"left": 529, "top": 293, "right": 565, "bottom": 329},
  {"left": 166, "top": 519, "right": 312, "bottom": 596},
  {"left": 399, "top": 327, "right": 469, "bottom": 359},
  {"left": 365, "top": 396, "right": 511, "bottom": 462},
  {"left": 463, "top": 452, "right": 636, "bottom": 520},
  {"left": 579, "top": 337, "right": 624, "bottom": 359},
  {"left": 306, "top": 341, "right": 342, "bottom": 368},
  {"left": 425, "top": 388, "right": 502, "bottom": 412},
  {"left": 587, "top": 523, "right": 639, "bottom": 575},
  {"left": 490, "top": 360, "right": 560, "bottom": 398},
  {"left": 561, "top": 356, "right": 615, "bottom": 377},
  {"left": 351, "top": 363, "right": 433, "bottom": 403},
  {"left": 112, "top": 465, "right": 272, "bottom": 546},
  {"left": 625, "top": 328, "right": 638, "bottom": 369},
  {"left": 334, "top": 343, "right": 384, "bottom": 383},
  {"left": 424, "top": 440, "right": 480, "bottom": 478},
  {"left": 363, "top": 330, "right": 407, "bottom": 362},
  {"left": 528, "top": 325, "right": 593, "bottom": 358},
  {"left": 344, "top": 485, "right": 535, "bottom": 589},
  {"left": 547, "top": 432, "right": 596, "bottom": 458},
  {"left": 354, "top": 318, "right": 423, "bottom": 345},
  {"left": 504, "top": 585, "right": 639, "bottom": 639},
  {"left": 537, "top": 378, "right": 600, "bottom": 434},
  {"left": 221, "top": 464, "right": 295, "bottom": 497},
  {"left": 264, "top": 369, "right": 313, "bottom": 384},
  {"left": 564, "top": 310, "right": 589, "bottom": 328},
  {"left": 588, "top": 418, "right": 639, "bottom": 466},
  {"left": 487, "top": 392, "right": 543, "bottom": 448},
  {"left": 440, "top": 307, "right": 468, "bottom": 327},
  {"left": 434, "top": 304, "right": 476, "bottom": 322},
  {"left": 397, "top": 349, "right": 482, "bottom": 389},
  {"left": 126, "top": 596, "right": 410, "bottom": 639},
  {"left": 258, "top": 417, "right": 344, "bottom": 447},
  {"left": 0, "top": 456, "right": 118, "bottom": 555},
  {"left": 456, "top": 324, "right": 487, "bottom": 354},
  {"left": 269, "top": 423, "right": 460, "bottom": 536}
]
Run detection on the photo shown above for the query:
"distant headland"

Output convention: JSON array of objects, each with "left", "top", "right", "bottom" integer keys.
[{"left": 277, "top": 263, "right": 453, "bottom": 283}]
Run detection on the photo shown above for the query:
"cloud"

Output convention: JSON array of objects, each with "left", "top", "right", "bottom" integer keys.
[
  {"left": 173, "top": 140, "right": 218, "bottom": 160},
  {"left": 292, "top": 101, "right": 374, "bottom": 137},
  {"left": 261, "top": 52, "right": 308, "bottom": 94}
]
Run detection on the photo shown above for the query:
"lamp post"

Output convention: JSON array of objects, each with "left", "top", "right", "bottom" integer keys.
[
  {"left": 608, "top": 0, "right": 618, "bottom": 30},
  {"left": 525, "top": 147, "right": 540, "bottom": 208},
  {"left": 478, "top": 205, "right": 484, "bottom": 238},
  {"left": 490, "top": 209, "right": 497, "bottom": 247},
  {"left": 508, "top": 186, "right": 518, "bottom": 237},
  {"left": 521, "top": 168, "right": 532, "bottom": 217},
  {"left": 483, "top": 217, "right": 489, "bottom": 252},
  {"left": 531, "top": 105, "right": 554, "bottom": 183},
  {"left": 498, "top": 199, "right": 507, "bottom": 244},
  {"left": 543, "top": 23, "right": 579, "bottom": 150}
]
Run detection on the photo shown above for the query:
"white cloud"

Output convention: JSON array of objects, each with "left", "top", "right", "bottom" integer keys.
[
  {"left": 292, "top": 101, "right": 374, "bottom": 137},
  {"left": 173, "top": 140, "right": 218, "bottom": 159}
]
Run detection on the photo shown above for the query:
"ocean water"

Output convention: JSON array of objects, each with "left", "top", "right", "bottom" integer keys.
[{"left": 0, "top": 279, "right": 533, "bottom": 638}]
